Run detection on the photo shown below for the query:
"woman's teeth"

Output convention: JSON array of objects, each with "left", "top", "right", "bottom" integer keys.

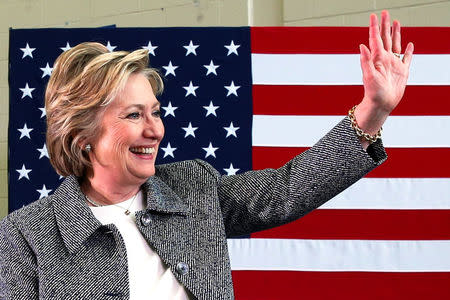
[{"left": 130, "top": 147, "right": 155, "bottom": 154}]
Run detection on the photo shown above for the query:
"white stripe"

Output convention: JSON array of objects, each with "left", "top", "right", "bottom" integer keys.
[
  {"left": 252, "top": 115, "right": 450, "bottom": 147},
  {"left": 228, "top": 239, "right": 450, "bottom": 272},
  {"left": 251, "top": 54, "right": 450, "bottom": 85},
  {"left": 320, "top": 178, "right": 450, "bottom": 209}
]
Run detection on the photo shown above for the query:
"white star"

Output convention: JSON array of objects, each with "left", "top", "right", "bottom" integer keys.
[
  {"left": 161, "top": 101, "right": 178, "bottom": 117},
  {"left": 183, "top": 40, "right": 199, "bottom": 56},
  {"left": 223, "top": 163, "right": 240, "bottom": 175},
  {"left": 37, "top": 185, "right": 52, "bottom": 199},
  {"left": 182, "top": 122, "right": 198, "bottom": 138},
  {"left": 162, "top": 61, "right": 179, "bottom": 77},
  {"left": 19, "top": 83, "right": 35, "bottom": 99},
  {"left": 224, "top": 122, "right": 240, "bottom": 138},
  {"left": 16, "top": 164, "right": 31, "bottom": 180},
  {"left": 203, "top": 60, "right": 219, "bottom": 76},
  {"left": 18, "top": 124, "right": 33, "bottom": 139},
  {"left": 225, "top": 40, "right": 240, "bottom": 56},
  {"left": 202, "top": 142, "right": 219, "bottom": 158},
  {"left": 161, "top": 142, "right": 177, "bottom": 158},
  {"left": 20, "top": 43, "right": 35, "bottom": 58},
  {"left": 60, "top": 42, "right": 72, "bottom": 52},
  {"left": 38, "top": 107, "right": 46, "bottom": 118},
  {"left": 37, "top": 144, "right": 49, "bottom": 159},
  {"left": 203, "top": 101, "right": 219, "bottom": 117},
  {"left": 183, "top": 81, "right": 199, "bottom": 97},
  {"left": 142, "top": 41, "right": 158, "bottom": 56},
  {"left": 105, "top": 41, "right": 117, "bottom": 52},
  {"left": 40, "top": 63, "right": 53, "bottom": 78},
  {"left": 224, "top": 81, "right": 240, "bottom": 97}
]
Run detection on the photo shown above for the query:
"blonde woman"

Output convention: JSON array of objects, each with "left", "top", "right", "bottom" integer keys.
[{"left": 0, "top": 11, "right": 413, "bottom": 299}]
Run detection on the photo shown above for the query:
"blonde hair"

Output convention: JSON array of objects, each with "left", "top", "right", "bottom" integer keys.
[{"left": 45, "top": 42, "right": 163, "bottom": 177}]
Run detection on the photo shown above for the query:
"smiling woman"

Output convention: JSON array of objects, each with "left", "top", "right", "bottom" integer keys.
[
  {"left": 85, "top": 73, "right": 165, "bottom": 203},
  {"left": 42, "top": 43, "right": 191, "bottom": 299},
  {"left": 0, "top": 11, "right": 414, "bottom": 300}
]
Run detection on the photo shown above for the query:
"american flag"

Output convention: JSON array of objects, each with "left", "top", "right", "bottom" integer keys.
[{"left": 8, "top": 27, "right": 450, "bottom": 299}]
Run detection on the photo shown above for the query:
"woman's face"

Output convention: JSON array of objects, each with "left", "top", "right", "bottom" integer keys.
[{"left": 89, "top": 73, "right": 164, "bottom": 185}]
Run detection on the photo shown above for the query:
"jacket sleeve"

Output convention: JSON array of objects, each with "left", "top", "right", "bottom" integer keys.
[
  {"left": 0, "top": 216, "right": 38, "bottom": 299},
  {"left": 212, "top": 117, "right": 387, "bottom": 237}
]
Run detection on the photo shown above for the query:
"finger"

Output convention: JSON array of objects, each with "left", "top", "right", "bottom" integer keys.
[
  {"left": 359, "top": 44, "right": 375, "bottom": 75},
  {"left": 392, "top": 20, "right": 402, "bottom": 54},
  {"left": 380, "top": 10, "right": 392, "bottom": 51},
  {"left": 369, "top": 13, "right": 384, "bottom": 54},
  {"left": 402, "top": 42, "right": 414, "bottom": 68}
]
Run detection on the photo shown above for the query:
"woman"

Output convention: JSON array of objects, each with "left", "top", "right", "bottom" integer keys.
[{"left": 0, "top": 11, "right": 413, "bottom": 299}]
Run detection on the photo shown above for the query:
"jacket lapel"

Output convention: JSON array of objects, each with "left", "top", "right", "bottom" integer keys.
[
  {"left": 142, "top": 176, "right": 189, "bottom": 216},
  {"left": 52, "top": 176, "right": 102, "bottom": 254}
]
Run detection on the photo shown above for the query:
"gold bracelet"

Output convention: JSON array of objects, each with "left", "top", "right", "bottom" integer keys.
[{"left": 348, "top": 105, "right": 382, "bottom": 143}]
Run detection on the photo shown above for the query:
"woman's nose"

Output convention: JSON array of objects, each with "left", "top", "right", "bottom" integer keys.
[{"left": 143, "top": 117, "right": 164, "bottom": 140}]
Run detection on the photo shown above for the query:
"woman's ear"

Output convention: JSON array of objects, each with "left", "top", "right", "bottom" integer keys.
[{"left": 75, "top": 135, "right": 91, "bottom": 153}]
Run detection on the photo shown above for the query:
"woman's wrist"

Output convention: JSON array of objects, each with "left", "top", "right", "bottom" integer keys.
[
  {"left": 354, "top": 98, "right": 390, "bottom": 135},
  {"left": 352, "top": 98, "right": 390, "bottom": 149}
]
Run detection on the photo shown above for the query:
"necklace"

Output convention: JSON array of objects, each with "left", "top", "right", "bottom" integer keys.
[{"left": 85, "top": 191, "right": 139, "bottom": 216}]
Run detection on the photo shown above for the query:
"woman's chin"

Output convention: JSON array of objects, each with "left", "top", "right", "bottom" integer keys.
[{"left": 127, "top": 167, "right": 156, "bottom": 182}]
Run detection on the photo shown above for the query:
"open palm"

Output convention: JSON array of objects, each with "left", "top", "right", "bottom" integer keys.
[{"left": 360, "top": 11, "right": 414, "bottom": 114}]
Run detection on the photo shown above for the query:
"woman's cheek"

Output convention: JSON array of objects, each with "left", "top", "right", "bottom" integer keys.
[{"left": 113, "top": 123, "right": 136, "bottom": 170}]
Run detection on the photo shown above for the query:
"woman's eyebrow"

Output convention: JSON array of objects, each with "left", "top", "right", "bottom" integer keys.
[
  {"left": 123, "top": 104, "right": 144, "bottom": 110},
  {"left": 123, "top": 101, "right": 160, "bottom": 110}
]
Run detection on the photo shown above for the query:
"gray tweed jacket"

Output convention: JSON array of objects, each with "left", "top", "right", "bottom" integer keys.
[{"left": 0, "top": 118, "right": 386, "bottom": 300}]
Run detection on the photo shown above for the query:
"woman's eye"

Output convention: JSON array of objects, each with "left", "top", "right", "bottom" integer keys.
[
  {"left": 153, "top": 110, "right": 162, "bottom": 118},
  {"left": 126, "top": 112, "right": 141, "bottom": 119}
]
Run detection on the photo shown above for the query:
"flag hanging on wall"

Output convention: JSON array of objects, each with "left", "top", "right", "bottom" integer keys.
[{"left": 8, "top": 26, "right": 450, "bottom": 299}]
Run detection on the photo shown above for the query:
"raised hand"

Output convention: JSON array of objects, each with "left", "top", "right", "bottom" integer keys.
[
  {"left": 359, "top": 10, "right": 414, "bottom": 114},
  {"left": 354, "top": 11, "right": 414, "bottom": 149}
]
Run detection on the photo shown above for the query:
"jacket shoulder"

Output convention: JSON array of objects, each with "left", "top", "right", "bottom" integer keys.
[
  {"left": 1, "top": 196, "right": 53, "bottom": 234},
  {"left": 155, "top": 159, "right": 220, "bottom": 181},
  {"left": 0, "top": 203, "right": 40, "bottom": 300}
]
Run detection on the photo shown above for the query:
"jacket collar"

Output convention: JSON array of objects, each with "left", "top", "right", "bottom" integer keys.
[
  {"left": 52, "top": 176, "right": 102, "bottom": 254},
  {"left": 52, "top": 174, "right": 189, "bottom": 254},
  {"left": 142, "top": 175, "right": 189, "bottom": 215}
]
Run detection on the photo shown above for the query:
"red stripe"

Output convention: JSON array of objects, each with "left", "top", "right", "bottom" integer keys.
[
  {"left": 253, "top": 147, "right": 450, "bottom": 178},
  {"left": 232, "top": 271, "right": 450, "bottom": 300},
  {"left": 251, "top": 27, "right": 450, "bottom": 54},
  {"left": 253, "top": 85, "right": 450, "bottom": 115},
  {"left": 250, "top": 209, "right": 450, "bottom": 240}
]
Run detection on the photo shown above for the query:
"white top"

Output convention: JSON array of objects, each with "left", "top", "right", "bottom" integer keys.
[{"left": 90, "top": 191, "right": 190, "bottom": 300}]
